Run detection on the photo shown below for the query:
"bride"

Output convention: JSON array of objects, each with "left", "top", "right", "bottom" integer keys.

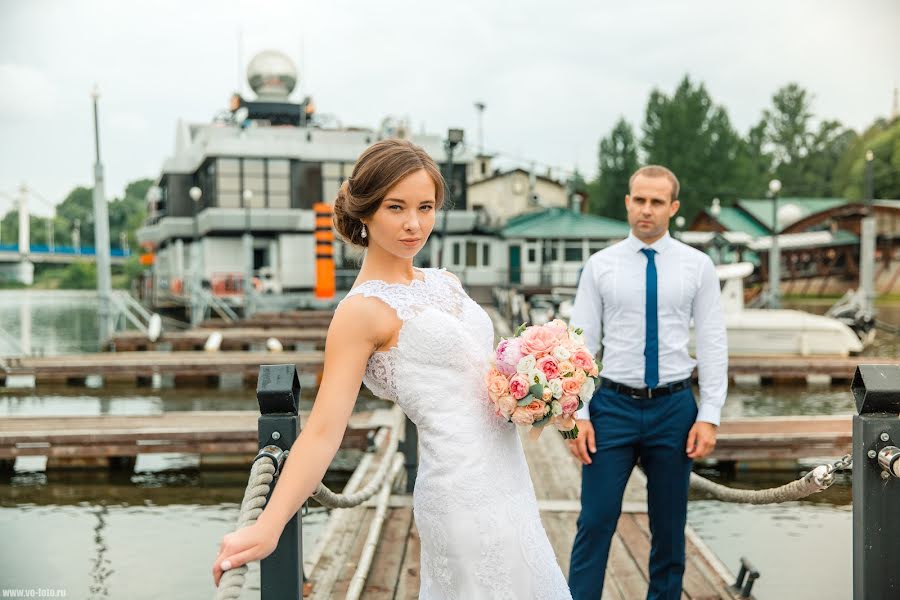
[{"left": 212, "top": 139, "right": 572, "bottom": 599}]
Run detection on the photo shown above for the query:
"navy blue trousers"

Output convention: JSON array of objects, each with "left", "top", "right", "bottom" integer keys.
[{"left": 568, "top": 383, "right": 697, "bottom": 600}]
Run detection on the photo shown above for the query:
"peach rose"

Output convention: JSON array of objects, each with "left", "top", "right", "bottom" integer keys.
[
  {"left": 572, "top": 349, "right": 595, "bottom": 372},
  {"left": 562, "top": 377, "right": 582, "bottom": 396},
  {"left": 572, "top": 369, "right": 587, "bottom": 387},
  {"left": 487, "top": 371, "right": 510, "bottom": 402},
  {"left": 541, "top": 387, "right": 553, "bottom": 402},
  {"left": 508, "top": 374, "right": 529, "bottom": 400},
  {"left": 525, "top": 400, "right": 548, "bottom": 421},
  {"left": 558, "top": 360, "right": 575, "bottom": 376},
  {"left": 520, "top": 325, "right": 559, "bottom": 357},
  {"left": 497, "top": 395, "right": 517, "bottom": 420},
  {"left": 555, "top": 415, "right": 577, "bottom": 432},
  {"left": 511, "top": 407, "right": 535, "bottom": 426},
  {"left": 536, "top": 356, "right": 560, "bottom": 380}
]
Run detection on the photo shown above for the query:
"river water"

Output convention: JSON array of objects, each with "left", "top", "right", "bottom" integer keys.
[{"left": 1, "top": 290, "right": 897, "bottom": 599}]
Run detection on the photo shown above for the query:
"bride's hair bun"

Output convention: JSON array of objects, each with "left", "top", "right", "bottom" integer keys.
[{"left": 331, "top": 139, "right": 445, "bottom": 248}]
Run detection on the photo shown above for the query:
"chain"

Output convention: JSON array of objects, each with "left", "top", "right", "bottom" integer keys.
[{"left": 819, "top": 453, "right": 853, "bottom": 488}]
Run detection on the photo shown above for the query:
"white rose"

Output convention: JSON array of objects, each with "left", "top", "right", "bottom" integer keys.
[
  {"left": 579, "top": 378, "right": 595, "bottom": 401},
  {"left": 551, "top": 400, "right": 563, "bottom": 416},
  {"left": 516, "top": 355, "right": 536, "bottom": 374},
  {"left": 528, "top": 369, "right": 548, "bottom": 387},
  {"left": 552, "top": 346, "right": 571, "bottom": 361},
  {"left": 569, "top": 331, "right": 585, "bottom": 346},
  {"left": 549, "top": 379, "right": 564, "bottom": 399}
]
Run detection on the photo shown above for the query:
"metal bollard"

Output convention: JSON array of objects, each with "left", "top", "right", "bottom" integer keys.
[
  {"left": 852, "top": 364, "right": 900, "bottom": 600},
  {"left": 257, "top": 364, "right": 302, "bottom": 600},
  {"left": 731, "top": 556, "right": 760, "bottom": 599}
]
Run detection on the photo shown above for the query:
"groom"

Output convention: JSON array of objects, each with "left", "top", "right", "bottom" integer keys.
[{"left": 567, "top": 165, "right": 728, "bottom": 599}]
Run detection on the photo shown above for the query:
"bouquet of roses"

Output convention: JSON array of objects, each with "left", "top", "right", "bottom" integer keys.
[{"left": 486, "top": 319, "right": 601, "bottom": 440}]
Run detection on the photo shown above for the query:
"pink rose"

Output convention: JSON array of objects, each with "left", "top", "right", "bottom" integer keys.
[
  {"left": 487, "top": 371, "right": 510, "bottom": 402},
  {"left": 497, "top": 395, "right": 516, "bottom": 420},
  {"left": 495, "top": 338, "right": 524, "bottom": 376},
  {"left": 560, "top": 395, "right": 579, "bottom": 415},
  {"left": 562, "top": 377, "right": 582, "bottom": 396},
  {"left": 572, "top": 349, "right": 595, "bottom": 372},
  {"left": 520, "top": 326, "right": 559, "bottom": 357},
  {"left": 511, "top": 407, "right": 535, "bottom": 426},
  {"left": 508, "top": 374, "right": 529, "bottom": 400},
  {"left": 588, "top": 362, "right": 599, "bottom": 377},
  {"left": 536, "top": 356, "right": 560, "bottom": 380}
]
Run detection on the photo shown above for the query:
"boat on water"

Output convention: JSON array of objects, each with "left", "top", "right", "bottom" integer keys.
[
  {"left": 508, "top": 263, "right": 865, "bottom": 357},
  {"left": 699, "top": 262, "right": 863, "bottom": 356}
]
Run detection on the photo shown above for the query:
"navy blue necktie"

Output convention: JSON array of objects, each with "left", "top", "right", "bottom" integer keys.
[{"left": 641, "top": 248, "right": 659, "bottom": 389}]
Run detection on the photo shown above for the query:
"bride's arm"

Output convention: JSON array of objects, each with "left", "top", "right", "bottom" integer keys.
[{"left": 213, "top": 298, "right": 382, "bottom": 585}]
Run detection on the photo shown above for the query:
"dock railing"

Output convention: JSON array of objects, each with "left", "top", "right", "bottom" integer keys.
[{"left": 216, "top": 363, "right": 900, "bottom": 600}]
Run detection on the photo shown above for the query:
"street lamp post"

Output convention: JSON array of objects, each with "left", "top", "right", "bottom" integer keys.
[
  {"left": 91, "top": 85, "right": 113, "bottom": 344},
  {"left": 437, "top": 128, "right": 464, "bottom": 268},
  {"left": 860, "top": 150, "right": 876, "bottom": 315},
  {"left": 768, "top": 179, "right": 782, "bottom": 309},
  {"left": 242, "top": 188, "right": 255, "bottom": 315},
  {"left": 189, "top": 185, "right": 203, "bottom": 325}
]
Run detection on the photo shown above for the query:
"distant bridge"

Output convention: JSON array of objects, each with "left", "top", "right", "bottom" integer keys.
[{"left": 0, "top": 244, "right": 131, "bottom": 265}]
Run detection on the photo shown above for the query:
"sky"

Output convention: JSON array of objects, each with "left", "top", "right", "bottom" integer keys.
[{"left": 0, "top": 0, "right": 898, "bottom": 216}]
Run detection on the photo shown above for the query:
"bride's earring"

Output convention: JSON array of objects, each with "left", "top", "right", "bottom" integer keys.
[{"left": 361, "top": 224, "right": 368, "bottom": 239}]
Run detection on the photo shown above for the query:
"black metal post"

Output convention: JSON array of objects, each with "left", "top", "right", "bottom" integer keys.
[
  {"left": 852, "top": 364, "right": 900, "bottom": 600},
  {"left": 438, "top": 141, "right": 455, "bottom": 269},
  {"left": 401, "top": 415, "right": 418, "bottom": 493},
  {"left": 257, "top": 364, "right": 303, "bottom": 600}
]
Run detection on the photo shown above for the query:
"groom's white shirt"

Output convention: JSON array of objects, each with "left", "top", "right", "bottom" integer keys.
[{"left": 571, "top": 231, "right": 728, "bottom": 425}]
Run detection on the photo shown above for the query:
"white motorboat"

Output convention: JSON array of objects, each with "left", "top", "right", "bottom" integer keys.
[{"left": 698, "top": 262, "right": 863, "bottom": 357}]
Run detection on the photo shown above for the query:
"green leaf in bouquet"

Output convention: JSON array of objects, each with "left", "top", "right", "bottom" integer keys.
[
  {"left": 560, "top": 423, "right": 580, "bottom": 440},
  {"left": 574, "top": 327, "right": 583, "bottom": 335},
  {"left": 528, "top": 384, "right": 544, "bottom": 399},
  {"left": 532, "top": 415, "right": 551, "bottom": 428},
  {"left": 514, "top": 322, "right": 529, "bottom": 337},
  {"left": 517, "top": 396, "right": 533, "bottom": 407},
  {"left": 577, "top": 400, "right": 584, "bottom": 411}
]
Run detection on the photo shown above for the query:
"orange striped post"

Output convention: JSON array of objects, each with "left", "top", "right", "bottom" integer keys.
[{"left": 314, "top": 202, "right": 336, "bottom": 299}]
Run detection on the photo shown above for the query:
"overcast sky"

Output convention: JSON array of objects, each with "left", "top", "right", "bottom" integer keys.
[{"left": 1, "top": 0, "right": 898, "bottom": 216}]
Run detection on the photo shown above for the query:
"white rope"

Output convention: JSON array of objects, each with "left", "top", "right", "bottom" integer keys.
[
  {"left": 215, "top": 459, "right": 277, "bottom": 600},
  {"left": 690, "top": 465, "right": 833, "bottom": 504}
]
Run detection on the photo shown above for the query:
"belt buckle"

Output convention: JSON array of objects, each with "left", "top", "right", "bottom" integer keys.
[{"left": 647, "top": 387, "right": 654, "bottom": 399}]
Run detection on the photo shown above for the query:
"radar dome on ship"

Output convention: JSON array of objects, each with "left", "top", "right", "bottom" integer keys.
[{"left": 247, "top": 50, "right": 299, "bottom": 100}]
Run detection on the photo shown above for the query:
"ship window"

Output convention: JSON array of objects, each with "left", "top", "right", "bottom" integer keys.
[
  {"left": 243, "top": 159, "right": 266, "bottom": 208},
  {"left": 217, "top": 158, "right": 241, "bottom": 208},
  {"left": 291, "top": 161, "right": 323, "bottom": 209},
  {"left": 268, "top": 160, "right": 290, "bottom": 209},
  {"left": 565, "top": 244, "right": 583, "bottom": 262},
  {"left": 528, "top": 248, "right": 536, "bottom": 262},
  {"left": 466, "top": 241, "right": 477, "bottom": 267},
  {"left": 452, "top": 242, "right": 460, "bottom": 265},
  {"left": 482, "top": 243, "right": 490, "bottom": 266}
]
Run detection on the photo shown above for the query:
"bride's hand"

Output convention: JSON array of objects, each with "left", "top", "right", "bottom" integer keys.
[
  {"left": 568, "top": 419, "right": 596, "bottom": 465},
  {"left": 212, "top": 521, "right": 280, "bottom": 587}
]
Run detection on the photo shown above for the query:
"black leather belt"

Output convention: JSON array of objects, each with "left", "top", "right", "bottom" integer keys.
[{"left": 600, "top": 377, "right": 692, "bottom": 400}]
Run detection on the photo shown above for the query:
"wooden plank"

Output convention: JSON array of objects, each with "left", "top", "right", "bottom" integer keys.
[
  {"left": 539, "top": 511, "right": 577, "bottom": 578},
  {"left": 307, "top": 504, "right": 370, "bottom": 600},
  {"left": 362, "top": 507, "right": 414, "bottom": 599},
  {"left": 606, "top": 531, "right": 649, "bottom": 600},
  {"left": 394, "top": 517, "right": 421, "bottom": 600},
  {"left": 632, "top": 513, "right": 721, "bottom": 600},
  {"left": 331, "top": 507, "right": 377, "bottom": 597}
]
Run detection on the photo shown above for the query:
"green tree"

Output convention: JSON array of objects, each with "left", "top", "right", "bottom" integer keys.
[
  {"left": 587, "top": 117, "right": 639, "bottom": 221},
  {"left": 58, "top": 261, "right": 97, "bottom": 289},
  {"left": 640, "top": 75, "right": 747, "bottom": 221},
  {"left": 833, "top": 117, "right": 900, "bottom": 201},
  {"left": 760, "top": 83, "right": 855, "bottom": 196}
]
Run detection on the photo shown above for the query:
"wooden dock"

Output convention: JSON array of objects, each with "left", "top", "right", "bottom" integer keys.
[
  {"left": 201, "top": 310, "right": 334, "bottom": 329},
  {"left": 0, "top": 409, "right": 395, "bottom": 469},
  {"left": 0, "top": 412, "right": 851, "bottom": 469},
  {"left": 108, "top": 327, "right": 328, "bottom": 352},
  {"left": 0, "top": 351, "right": 323, "bottom": 387},
  {"left": 3, "top": 349, "right": 895, "bottom": 388},
  {"left": 305, "top": 421, "right": 742, "bottom": 599}
]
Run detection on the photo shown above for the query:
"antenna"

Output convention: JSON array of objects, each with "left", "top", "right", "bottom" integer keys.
[{"left": 237, "top": 27, "right": 244, "bottom": 94}]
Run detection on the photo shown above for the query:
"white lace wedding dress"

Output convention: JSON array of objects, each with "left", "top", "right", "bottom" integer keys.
[{"left": 340, "top": 267, "right": 572, "bottom": 600}]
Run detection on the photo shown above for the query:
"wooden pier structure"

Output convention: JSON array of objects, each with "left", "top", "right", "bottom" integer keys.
[
  {"left": 305, "top": 420, "right": 743, "bottom": 599},
  {"left": 0, "top": 412, "right": 852, "bottom": 472},
  {"left": 3, "top": 350, "right": 897, "bottom": 388},
  {"left": 108, "top": 327, "right": 328, "bottom": 352}
]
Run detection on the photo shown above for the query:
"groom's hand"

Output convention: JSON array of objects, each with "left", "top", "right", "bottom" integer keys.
[
  {"left": 686, "top": 421, "right": 717, "bottom": 459},
  {"left": 568, "top": 419, "right": 596, "bottom": 465}
]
